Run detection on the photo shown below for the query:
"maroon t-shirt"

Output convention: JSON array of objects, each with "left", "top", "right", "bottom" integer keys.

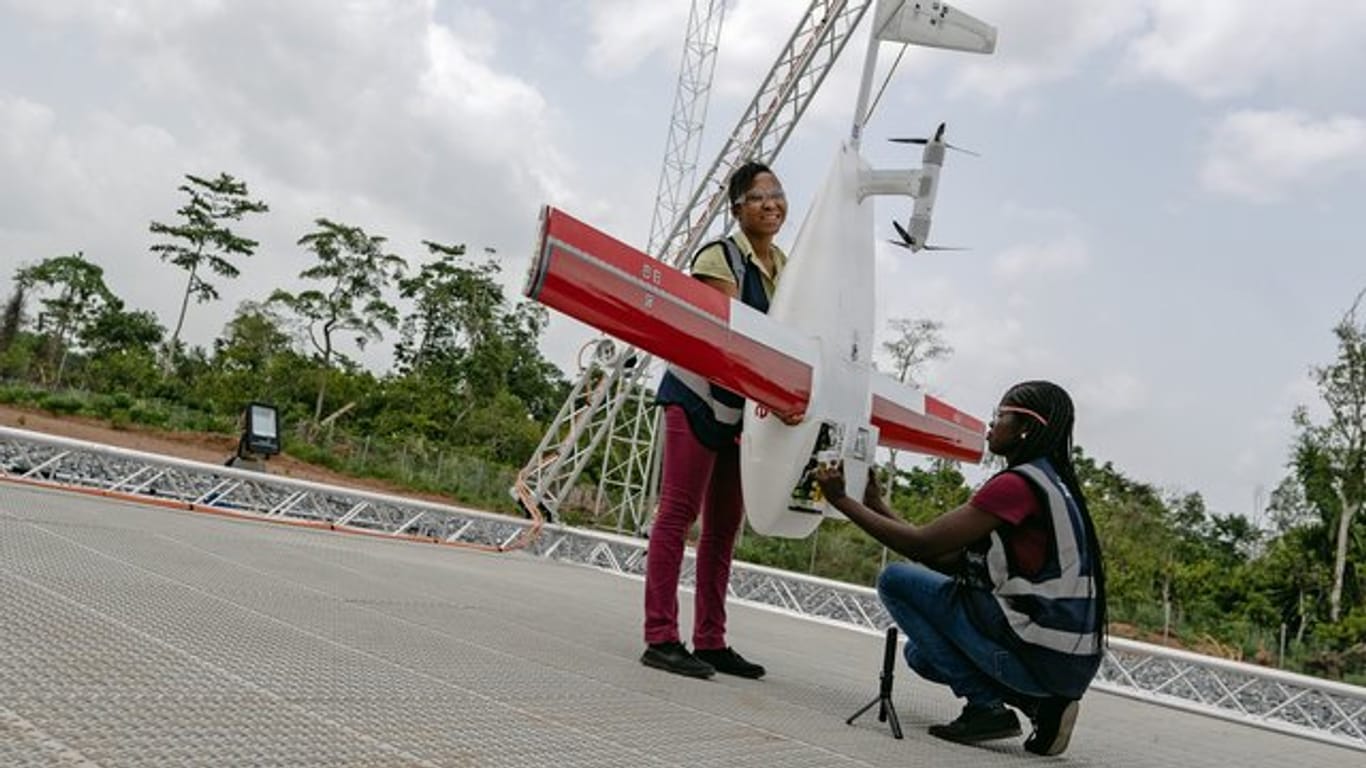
[{"left": 969, "top": 472, "right": 1049, "bottom": 576}]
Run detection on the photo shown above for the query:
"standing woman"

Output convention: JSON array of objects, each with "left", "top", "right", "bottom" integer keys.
[
  {"left": 815, "top": 380, "right": 1106, "bottom": 756},
  {"left": 640, "top": 161, "right": 794, "bottom": 679}
]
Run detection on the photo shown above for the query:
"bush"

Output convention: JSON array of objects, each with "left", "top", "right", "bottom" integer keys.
[
  {"left": 1312, "top": 609, "right": 1366, "bottom": 651},
  {"left": 0, "top": 384, "right": 39, "bottom": 405},
  {"left": 38, "top": 391, "right": 84, "bottom": 415},
  {"left": 108, "top": 408, "right": 132, "bottom": 430},
  {"left": 90, "top": 393, "right": 121, "bottom": 419},
  {"left": 1300, "top": 643, "right": 1366, "bottom": 681},
  {"left": 128, "top": 401, "right": 171, "bottom": 428}
]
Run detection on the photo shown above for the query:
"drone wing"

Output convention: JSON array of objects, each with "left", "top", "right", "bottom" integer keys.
[
  {"left": 525, "top": 207, "right": 815, "bottom": 417},
  {"left": 870, "top": 373, "right": 985, "bottom": 463},
  {"left": 526, "top": 206, "right": 985, "bottom": 464}
]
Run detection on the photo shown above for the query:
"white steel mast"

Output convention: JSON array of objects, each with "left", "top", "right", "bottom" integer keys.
[
  {"left": 516, "top": 0, "right": 876, "bottom": 531},
  {"left": 591, "top": 0, "right": 728, "bottom": 533}
]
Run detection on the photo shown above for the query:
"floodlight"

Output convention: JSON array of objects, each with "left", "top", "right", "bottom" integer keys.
[{"left": 239, "top": 402, "right": 281, "bottom": 459}]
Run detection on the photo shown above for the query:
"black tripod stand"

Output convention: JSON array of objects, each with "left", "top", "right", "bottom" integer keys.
[{"left": 846, "top": 626, "right": 903, "bottom": 739}]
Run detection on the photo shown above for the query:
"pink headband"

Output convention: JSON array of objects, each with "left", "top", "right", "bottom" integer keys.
[{"left": 998, "top": 405, "right": 1049, "bottom": 426}]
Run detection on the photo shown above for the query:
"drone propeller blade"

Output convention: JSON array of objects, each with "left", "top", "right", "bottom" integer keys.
[
  {"left": 924, "top": 244, "right": 969, "bottom": 251},
  {"left": 889, "top": 136, "right": 980, "bottom": 156},
  {"left": 887, "top": 238, "right": 913, "bottom": 250}
]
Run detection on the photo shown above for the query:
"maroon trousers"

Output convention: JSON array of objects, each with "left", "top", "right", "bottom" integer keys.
[{"left": 643, "top": 405, "right": 745, "bottom": 650}]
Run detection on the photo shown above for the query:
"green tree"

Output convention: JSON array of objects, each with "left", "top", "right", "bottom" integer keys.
[
  {"left": 214, "top": 301, "right": 294, "bottom": 374},
  {"left": 882, "top": 317, "right": 952, "bottom": 386},
  {"left": 17, "top": 252, "right": 115, "bottom": 384},
  {"left": 392, "top": 243, "right": 564, "bottom": 431},
  {"left": 270, "top": 218, "right": 407, "bottom": 422},
  {"left": 394, "top": 241, "right": 502, "bottom": 376},
  {"left": 878, "top": 316, "right": 954, "bottom": 516},
  {"left": 78, "top": 299, "right": 164, "bottom": 394},
  {"left": 81, "top": 300, "right": 164, "bottom": 357},
  {"left": 1261, "top": 478, "right": 1334, "bottom": 644},
  {"left": 0, "top": 281, "right": 25, "bottom": 353},
  {"left": 1075, "top": 450, "right": 1178, "bottom": 628},
  {"left": 498, "top": 302, "right": 566, "bottom": 423},
  {"left": 885, "top": 461, "right": 971, "bottom": 524},
  {"left": 149, "top": 172, "right": 268, "bottom": 369},
  {"left": 1288, "top": 289, "right": 1366, "bottom": 622},
  {"left": 182, "top": 302, "right": 313, "bottom": 426}
]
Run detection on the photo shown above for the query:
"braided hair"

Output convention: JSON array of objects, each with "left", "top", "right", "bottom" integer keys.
[{"left": 1001, "top": 380, "right": 1108, "bottom": 645}]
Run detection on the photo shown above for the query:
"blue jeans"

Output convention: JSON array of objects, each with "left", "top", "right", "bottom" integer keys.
[{"left": 878, "top": 563, "right": 1048, "bottom": 710}]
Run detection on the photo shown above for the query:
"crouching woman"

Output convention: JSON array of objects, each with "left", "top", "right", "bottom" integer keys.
[{"left": 814, "top": 380, "right": 1106, "bottom": 756}]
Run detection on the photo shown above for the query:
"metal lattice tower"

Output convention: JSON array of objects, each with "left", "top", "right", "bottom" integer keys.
[
  {"left": 594, "top": 0, "right": 727, "bottom": 534},
  {"left": 646, "top": 0, "right": 728, "bottom": 257},
  {"left": 518, "top": 0, "right": 875, "bottom": 530}
]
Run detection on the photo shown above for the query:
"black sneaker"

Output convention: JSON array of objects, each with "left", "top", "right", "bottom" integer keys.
[
  {"left": 928, "top": 704, "right": 1022, "bottom": 744},
  {"left": 1024, "top": 697, "right": 1079, "bottom": 756},
  {"left": 641, "top": 642, "right": 715, "bottom": 679},
  {"left": 694, "top": 646, "right": 766, "bottom": 679}
]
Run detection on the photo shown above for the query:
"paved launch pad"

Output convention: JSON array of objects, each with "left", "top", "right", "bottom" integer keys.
[{"left": 2, "top": 482, "right": 1359, "bottom": 767}]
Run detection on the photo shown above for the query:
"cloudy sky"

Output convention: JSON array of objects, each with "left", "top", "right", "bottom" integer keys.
[{"left": 3, "top": 0, "right": 1364, "bottom": 522}]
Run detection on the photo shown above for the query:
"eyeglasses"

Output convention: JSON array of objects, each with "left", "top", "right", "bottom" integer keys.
[
  {"left": 993, "top": 405, "right": 1049, "bottom": 426},
  {"left": 739, "top": 189, "right": 786, "bottom": 206}
]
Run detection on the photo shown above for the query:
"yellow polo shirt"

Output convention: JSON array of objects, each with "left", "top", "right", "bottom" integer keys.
[{"left": 691, "top": 231, "right": 787, "bottom": 301}]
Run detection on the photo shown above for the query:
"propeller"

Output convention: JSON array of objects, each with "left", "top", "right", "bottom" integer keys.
[
  {"left": 888, "top": 239, "right": 968, "bottom": 252},
  {"left": 890, "top": 220, "right": 967, "bottom": 252},
  {"left": 889, "top": 122, "right": 980, "bottom": 156},
  {"left": 889, "top": 137, "right": 980, "bottom": 156}
]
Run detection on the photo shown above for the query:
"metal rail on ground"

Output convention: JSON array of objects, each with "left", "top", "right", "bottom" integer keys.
[{"left": 1, "top": 425, "right": 1363, "bottom": 752}]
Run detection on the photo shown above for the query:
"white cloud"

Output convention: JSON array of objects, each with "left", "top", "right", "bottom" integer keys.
[
  {"left": 2, "top": 0, "right": 1363, "bottom": 528},
  {"left": 585, "top": 0, "right": 688, "bottom": 76},
  {"left": 584, "top": 0, "right": 815, "bottom": 88},
  {"left": 0, "top": 95, "right": 178, "bottom": 244},
  {"left": 947, "top": 0, "right": 1148, "bottom": 102},
  {"left": 418, "top": 23, "right": 571, "bottom": 199},
  {"left": 5, "top": 0, "right": 222, "bottom": 31},
  {"left": 0, "top": 96, "right": 66, "bottom": 230},
  {"left": 0, "top": 0, "right": 574, "bottom": 370},
  {"left": 1200, "top": 110, "right": 1366, "bottom": 203},
  {"left": 1123, "top": 0, "right": 1366, "bottom": 99},
  {"left": 1075, "top": 371, "right": 1149, "bottom": 415},
  {"left": 594, "top": 0, "right": 869, "bottom": 128},
  {"left": 711, "top": 1, "right": 812, "bottom": 98},
  {"left": 991, "top": 231, "right": 1089, "bottom": 280}
]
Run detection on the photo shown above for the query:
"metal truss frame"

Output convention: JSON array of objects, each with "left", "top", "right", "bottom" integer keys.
[
  {"left": 519, "top": 0, "right": 875, "bottom": 531},
  {"left": 3, "top": 425, "right": 1363, "bottom": 752},
  {"left": 646, "top": 0, "right": 727, "bottom": 258}
]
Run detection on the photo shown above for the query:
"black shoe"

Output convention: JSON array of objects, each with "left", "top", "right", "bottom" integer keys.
[
  {"left": 694, "top": 646, "right": 766, "bottom": 679},
  {"left": 641, "top": 642, "right": 715, "bottom": 679},
  {"left": 928, "top": 704, "right": 1022, "bottom": 744},
  {"left": 1024, "top": 697, "right": 1079, "bottom": 756}
]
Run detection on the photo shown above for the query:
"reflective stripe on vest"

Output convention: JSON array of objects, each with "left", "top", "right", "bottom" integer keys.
[
  {"left": 666, "top": 368, "right": 744, "bottom": 425},
  {"left": 980, "top": 460, "right": 1101, "bottom": 656},
  {"left": 656, "top": 236, "right": 771, "bottom": 440}
]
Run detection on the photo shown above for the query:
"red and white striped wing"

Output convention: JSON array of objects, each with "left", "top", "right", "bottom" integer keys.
[
  {"left": 526, "top": 207, "right": 814, "bottom": 416},
  {"left": 870, "top": 373, "right": 985, "bottom": 463},
  {"left": 526, "top": 206, "right": 986, "bottom": 464}
]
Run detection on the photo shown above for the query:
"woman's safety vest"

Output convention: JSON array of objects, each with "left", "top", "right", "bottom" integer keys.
[
  {"left": 959, "top": 458, "right": 1104, "bottom": 699},
  {"left": 654, "top": 237, "right": 772, "bottom": 449}
]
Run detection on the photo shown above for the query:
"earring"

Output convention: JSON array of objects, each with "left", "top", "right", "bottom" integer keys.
[{"left": 1021, "top": 433, "right": 1029, "bottom": 439}]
